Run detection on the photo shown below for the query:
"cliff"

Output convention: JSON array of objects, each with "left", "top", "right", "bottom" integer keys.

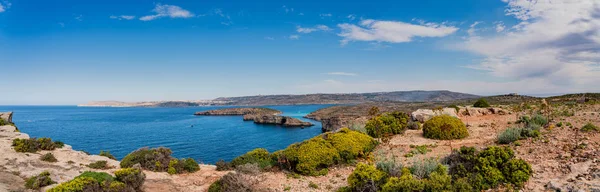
[{"left": 249, "top": 115, "right": 313, "bottom": 127}]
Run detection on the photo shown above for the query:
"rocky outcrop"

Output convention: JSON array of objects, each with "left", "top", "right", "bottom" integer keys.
[
  {"left": 0, "top": 123, "right": 120, "bottom": 191},
  {"left": 457, "top": 107, "right": 509, "bottom": 116},
  {"left": 194, "top": 108, "right": 281, "bottom": 116},
  {"left": 250, "top": 115, "right": 313, "bottom": 127},
  {"left": 320, "top": 116, "right": 367, "bottom": 133},
  {"left": 411, "top": 108, "right": 458, "bottom": 123},
  {"left": 0, "top": 112, "right": 12, "bottom": 123}
]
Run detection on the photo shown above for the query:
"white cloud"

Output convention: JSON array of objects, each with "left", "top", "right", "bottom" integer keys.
[
  {"left": 338, "top": 19, "right": 459, "bottom": 45},
  {"left": 347, "top": 14, "right": 356, "bottom": 21},
  {"left": 110, "top": 15, "right": 136, "bottom": 20},
  {"left": 495, "top": 22, "right": 505, "bottom": 32},
  {"left": 296, "top": 25, "right": 331, "bottom": 33},
  {"left": 140, "top": 4, "right": 194, "bottom": 21},
  {"left": 0, "top": 1, "right": 10, "bottom": 13},
  {"left": 264, "top": 37, "right": 275, "bottom": 40},
  {"left": 320, "top": 13, "right": 332, "bottom": 17},
  {"left": 456, "top": 0, "right": 600, "bottom": 90},
  {"left": 325, "top": 72, "right": 358, "bottom": 76},
  {"left": 282, "top": 5, "right": 293, "bottom": 13},
  {"left": 467, "top": 21, "right": 481, "bottom": 36},
  {"left": 58, "top": 22, "right": 65, "bottom": 27},
  {"left": 298, "top": 13, "right": 304, "bottom": 16},
  {"left": 75, "top": 15, "right": 83, "bottom": 21},
  {"left": 289, "top": 35, "right": 299, "bottom": 40}
]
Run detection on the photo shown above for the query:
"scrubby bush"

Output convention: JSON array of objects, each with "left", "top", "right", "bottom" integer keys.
[
  {"left": 25, "top": 171, "right": 55, "bottom": 190},
  {"left": 409, "top": 158, "right": 439, "bottom": 179},
  {"left": 347, "top": 163, "right": 388, "bottom": 192},
  {"left": 88, "top": 160, "right": 110, "bottom": 169},
  {"left": 581, "top": 123, "right": 599, "bottom": 132},
  {"left": 40, "top": 153, "right": 58, "bottom": 162},
  {"left": 365, "top": 112, "right": 409, "bottom": 138},
  {"left": 273, "top": 128, "right": 377, "bottom": 176},
  {"left": 328, "top": 128, "right": 378, "bottom": 162},
  {"left": 230, "top": 148, "right": 273, "bottom": 169},
  {"left": 473, "top": 98, "right": 490, "bottom": 108},
  {"left": 99, "top": 150, "right": 116, "bottom": 160},
  {"left": 518, "top": 114, "right": 548, "bottom": 127},
  {"left": 235, "top": 163, "right": 261, "bottom": 175},
  {"left": 12, "top": 137, "right": 59, "bottom": 153},
  {"left": 208, "top": 172, "right": 252, "bottom": 192},
  {"left": 215, "top": 159, "right": 232, "bottom": 171},
  {"left": 120, "top": 147, "right": 199, "bottom": 174},
  {"left": 497, "top": 127, "right": 523, "bottom": 144},
  {"left": 376, "top": 156, "right": 402, "bottom": 177},
  {"left": 54, "top": 141, "right": 65, "bottom": 148},
  {"left": 49, "top": 168, "right": 145, "bottom": 192},
  {"left": 0, "top": 118, "right": 14, "bottom": 126},
  {"left": 48, "top": 176, "right": 102, "bottom": 192},
  {"left": 381, "top": 168, "right": 424, "bottom": 192},
  {"left": 407, "top": 121, "right": 420, "bottom": 130},
  {"left": 422, "top": 115, "right": 468, "bottom": 140},
  {"left": 443, "top": 146, "right": 532, "bottom": 190},
  {"left": 114, "top": 168, "right": 145, "bottom": 191},
  {"left": 349, "top": 122, "right": 368, "bottom": 134}
]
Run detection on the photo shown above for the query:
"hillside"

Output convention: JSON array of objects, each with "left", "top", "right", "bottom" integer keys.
[{"left": 213, "top": 90, "right": 480, "bottom": 105}]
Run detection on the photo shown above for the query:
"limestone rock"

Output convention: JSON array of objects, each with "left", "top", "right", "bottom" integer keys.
[
  {"left": 0, "top": 112, "right": 13, "bottom": 123},
  {"left": 194, "top": 108, "right": 281, "bottom": 116},
  {"left": 251, "top": 115, "right": 313, "bottom": 127},
  {"left": 411, "top": 108, "right": 458, "bottom": 123}
]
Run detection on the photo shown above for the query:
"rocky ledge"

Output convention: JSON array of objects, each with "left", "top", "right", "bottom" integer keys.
[
  {"left": 245, "top": 114, "right": 313, "bottom": 127},
  {"left": 194, "top": 107, "right": 281, "bottom": 116}
]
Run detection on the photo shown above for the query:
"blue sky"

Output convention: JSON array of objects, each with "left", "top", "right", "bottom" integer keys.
[{"left": 1, "top": 0, "right": 599, "bottom": 105}]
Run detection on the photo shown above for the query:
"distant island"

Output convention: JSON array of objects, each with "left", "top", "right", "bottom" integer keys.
[{"left": 78, "top": 90, "right": 480, "bottom": 107}]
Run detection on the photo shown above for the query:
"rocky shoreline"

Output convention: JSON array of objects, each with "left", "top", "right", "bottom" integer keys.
[{"left": 196, "top": 107, "right": 313, "bottom": 127}]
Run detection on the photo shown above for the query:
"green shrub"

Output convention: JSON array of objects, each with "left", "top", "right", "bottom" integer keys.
[
  {"left": 12, "top": 137, "right": 59, "bottom": 153},
  {"left": 208, "top": 180, "right": 223, "bottom": 192},
  {"left": 443, "top": 146, "right": 532, "bottom": 190},
  {"left": 327, "top": 128, "right": 378, "bottom": 162},
  {"left": 87, "top": 161, "right": 110, "bottom": 169},
  {"left": 422, "top": 115, "right": 468, "bottom": 140},
  {"left": 167, "top": 158, "right": 200, "bottom": 174},
  {"left": 365, "top": 112, "right": 409, "bottom": 138},
  {"left": 99, "top": 150, "right": 117, "bottom": 160},
  {"left": 40, "top": 153, "right": 58, "bottom": 162},
  {"left": 278, "top": 137, "right": 340, "bottom": 176},
  {"left": 273, "top": 128, "right": 376, "bottom": 176},
  {"left": 556, "top": 122, "right": 563, "bottom": 127},
  {"left": 381, "top": 168, "right": 424, "bottom": 192},
  {"left": 107, "top": 181, "right": 133, "bottom": 192},
  {"left": 581, "top": 123, "right": 599, "bottom": 132},
  {"left": 518, "top": 114, "right": 548, "bottom": 127},
  {"left": 114, "top": 168, "right": 145, "bottom": 191},
  {"left": 25, "top": 171, "right": 56, "bottom": 190},
  {"left": 230, "top": 148, "right": 273, "bottom": 169},
  {"left": 235, "top": 163, "right": 261, "bottom": 175},
  {"left": 497, "top": 127, "right": 522, "bottom": 144},
  {"left": 473, "top": 98, "right": 490, "bottom": 108},
  {"left": 47, "top": 176, "right": 102, "bottom": 192},
  {"left": 120, "top": 147, "right": 172, "bottom": 171},
  {"left": 424, "top": 165, "right": 453, "bottom": 191},
  {"left": 76, "top": 171, "right": 114, "bottom": 184},
  {"left": 347, "top": 163, "right": 388, "bottom": 191},
  {"left": 54, "top": 141, "right": 65, "bottom": 148},
  {"left": 215, "top": 159, "right": 232, "bottom": 171},
  {"left": 308, "top": 181, "right": 319, "bottom": 189},
  {"left": 409, "top": 158, "right": 439, "bottom": 179}
]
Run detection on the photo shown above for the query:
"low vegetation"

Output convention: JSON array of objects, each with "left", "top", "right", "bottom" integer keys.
[
  {"left": 25, "top": 171, "right": 56, "bottom": 190},
  {"left": 229, "top": 148, "right": 272, "bottom": 170},
  {"left": 422, "top": 115, "right": 469, "bottom": 140},
  {"left": 12, "top": 137, "right": 63, "bottom": 153},
  {"left": 581, "top": 123, "right": 599, "bottom": 132},
  {"left": 473, "top": 98, "right": 491, "bottom": 108},
  {"left": 498, "top": 114, "right": 548, "bottom": 144},
  {"left": 87, "top": 160, "right": 111, "bottom": 169},
  {"left": 365, "top": 112, "right": 410, "bottom": 138},
  {"left": 99, "top": 150, "right": 116, "bottom": 160},
  {"left": 339, "top": 146, "right": 532, "bottom": 192},
  {"left": 120, "top": 147, "right": 200, "bottom": 174},
  {"left": 208, "top": 172, "right": 252, "bottom": 192},
  {"left": 40, "top": 153, "right": 58, "bottom": 162},
  {"left": 48, "top": 167, "right": 145, "bottom": 192}
]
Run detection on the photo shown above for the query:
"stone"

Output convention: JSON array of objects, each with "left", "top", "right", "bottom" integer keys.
[
  {"left": 411, "top": 108, "right": 458, "bottom": 123},
  {"left": 546, "top": 180, "right": 565, "bottom": 191},
  {"left": 0, "top": 112, "right": 13, "bottom": 123}
]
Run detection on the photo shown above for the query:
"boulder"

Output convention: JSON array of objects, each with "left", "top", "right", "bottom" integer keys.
[
  {"left": 457, "top": 107, "right": 508, "bottom": 116},
  {"left": 411, "top": 108, "right": 458, "bottom": 123},
  {"left": 0, "top": 112, "right": 13, "bottom": 123}
]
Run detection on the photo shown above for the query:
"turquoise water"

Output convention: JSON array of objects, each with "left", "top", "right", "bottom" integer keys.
[{"left": 0, "top": 105, "right": 330, "bottom": 164}]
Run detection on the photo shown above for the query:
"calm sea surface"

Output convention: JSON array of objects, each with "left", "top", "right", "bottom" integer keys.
[{"left": 0, "top": 105, "right": 330, "bottom": 164}]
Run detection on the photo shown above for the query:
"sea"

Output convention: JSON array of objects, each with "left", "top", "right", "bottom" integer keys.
[{"left": 0, "top": 105, "right": 331, "bottom": 164}]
